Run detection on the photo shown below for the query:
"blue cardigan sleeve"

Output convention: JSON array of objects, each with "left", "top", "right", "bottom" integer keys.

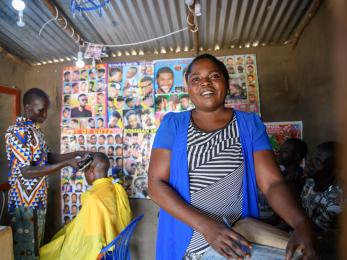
[
  {"left": 251, "top": 113, "right": 272, "bottom": 152},
  {"left": 152, "top": 112, "right": 176, "bottom": 150}
]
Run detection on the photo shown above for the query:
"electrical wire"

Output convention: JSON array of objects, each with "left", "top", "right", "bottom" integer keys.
[
  {"left": 38, "top": 4, "right": 198, "bottom": 51},
  {"left": 39, "top": 6, "right": 59, "bottom": 36},
  {"left": 90, "top": 27, "right": 189, "bottom": 48}
]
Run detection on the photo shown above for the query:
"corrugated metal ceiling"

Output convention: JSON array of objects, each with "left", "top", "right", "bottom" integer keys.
[{"left": 0, "top": 0, "right": 315, "bottom": 64}]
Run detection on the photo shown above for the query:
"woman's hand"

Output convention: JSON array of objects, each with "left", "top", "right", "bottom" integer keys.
[
  {"left": 286, "top": 223, "right": 317, "bottom": 260},
  {"left": 201, "top": 219, "right": 251, "bottom": 259}
]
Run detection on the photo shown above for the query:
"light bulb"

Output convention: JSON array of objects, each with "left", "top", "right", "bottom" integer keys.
[
  {"left": 76, "top": 59, "right": 85, "bottom": 68},
  {"left": 75, "top": 50, "right": 85, "bottom": 68},
  {"left": 12, "top": 0, "right": 25, "bottom": 11}
]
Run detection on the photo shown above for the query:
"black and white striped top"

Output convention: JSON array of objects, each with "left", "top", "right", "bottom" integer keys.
[{"left": 186, "top": 114, "right": 244, "bottom": 256}]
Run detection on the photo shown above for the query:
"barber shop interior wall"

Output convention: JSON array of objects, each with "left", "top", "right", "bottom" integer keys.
[
  {"left": 291, "top": 0, "right": 335, "bottom": 149},
  {"left": 0, "top": 1, "right": 334, "bottom": 259}
]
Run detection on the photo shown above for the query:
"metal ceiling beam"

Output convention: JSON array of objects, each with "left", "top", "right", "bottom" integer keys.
[
  {"left": 186, "top": 1, "right": 200, "bottom": 56},
  {"left": 291, "top": 0, "right": 322, "bottom": 49},
  {"left": 41, "top": 0, "right": 84, "bottom": 45}
]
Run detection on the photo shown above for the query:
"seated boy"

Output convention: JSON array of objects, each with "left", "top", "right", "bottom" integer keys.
[
  {"left": 301, "top": 142, "right": 343, "bottom": 258},
  {"left": 301, "top": 142, "right": 343, "bottom": 231},
  {"left": 40, "top": 153, "right": 132, "bottom": 260}
]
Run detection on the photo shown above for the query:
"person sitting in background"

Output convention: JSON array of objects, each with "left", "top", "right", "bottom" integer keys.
[
  {"left": 301, "top": 141, "right": 343, "bottom": 232},
  {"left": 301, "top": 142, "right": 343, "bottom": 259},
  {"left": 40, "top": 153, "right": 132, "bottom": 260},
  {"left": 278, "top": 138, "right": 308, "bottom": 200},
  {"left": 259, "top": 138, "right": 308, "bottom": 229}
]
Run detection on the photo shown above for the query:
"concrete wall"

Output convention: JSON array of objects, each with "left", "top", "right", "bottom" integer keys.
[{"left": 0, "top": 1, "right": 334, "bottom": 259}]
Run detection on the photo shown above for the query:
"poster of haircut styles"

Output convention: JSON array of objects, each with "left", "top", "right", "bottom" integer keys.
[
  {"left": 264, "top": 121, "right": 303, "bottom": 154},
  {"left": 123, "top": 132, "right": 155, "bottom": 198},
  {"left": 60, "top": 128, "right": 123, "bottom": 222},
  {"left": 108, "top": 62, "right": 155, "bottom": 125},
  {"left": 153, "top": 58, "right": 194, "bottom": 126},
  {"left": 222, "top": 54, "right": 261, "bottom": 115},
  {"left": 153, "top": 58, "right": 192, "bottom": 95},
  {"left": 61, "top": 64, "right": 107, "bottom": 130}
]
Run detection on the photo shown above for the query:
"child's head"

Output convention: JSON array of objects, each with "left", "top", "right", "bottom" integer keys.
[
  {"left": 278, "top": 138, "right": 308, "bottom": 167},
  {"left": 156, "top": 67, "right": 174, "bottom": 94},
  {"left": 304, "top": 142, "right": 338, "bottom": 181},
  {"left": 84, "top": 152, "right": 110, "bottom": 185}
]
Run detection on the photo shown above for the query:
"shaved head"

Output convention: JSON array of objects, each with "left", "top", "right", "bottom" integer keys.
[
  {"left": 85, "top": 152, "right": 110, "bottom": 184},
  {"left": 92, "top": 152, "right": 110, "bottom": 172}
]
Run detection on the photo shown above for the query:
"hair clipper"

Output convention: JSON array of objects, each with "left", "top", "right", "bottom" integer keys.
[{"left": 77, "top": 153, "right": 93, "bottom": 171}]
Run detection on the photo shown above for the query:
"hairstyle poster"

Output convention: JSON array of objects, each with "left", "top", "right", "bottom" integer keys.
[
  {"left": 264, "top": 121, "right": 303, "bottom": 154},
  {"left": 153, "top": 58, "right": 192, "bottom": 95},
  {"left": 122, "top": 132, "right": 155, "bottom": 198},
  {"left": 153, "top": 58, "right": 194, "bottom": 126},
  {"left": 221, "top": 54, "right": 261, "bottom": 115},
  {"left": 61, "top": 64, "right": 107, "bottom": 131}
]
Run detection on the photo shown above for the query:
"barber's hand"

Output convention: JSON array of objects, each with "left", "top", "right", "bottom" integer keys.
[
  {"left": 286, "top": 223, "right": 317, "bottom": 260},
  {"left": 76, "top": 151, "right": 93, "bottom": 157},
  {"left": 201, "top": 219, "right": 251, "bottom": 259},
  {"left": 67, "top": 153, "right": 90, "bottom": 170}
]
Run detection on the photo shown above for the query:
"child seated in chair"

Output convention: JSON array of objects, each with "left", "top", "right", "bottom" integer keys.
[{"left": 40, "top": 152, "right": 132, "bottom": 260}]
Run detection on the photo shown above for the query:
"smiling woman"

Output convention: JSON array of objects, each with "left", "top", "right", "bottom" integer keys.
[{"left": 148, "top": 54, "right": 317, "bottom": 260}]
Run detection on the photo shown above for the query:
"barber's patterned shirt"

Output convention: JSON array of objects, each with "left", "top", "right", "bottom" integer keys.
[
  {"left": 301, "top": 178, "right": 343, "bottom": 231},
  {"left": 5, "top": 117, "right": 49, "bottom": 210}
]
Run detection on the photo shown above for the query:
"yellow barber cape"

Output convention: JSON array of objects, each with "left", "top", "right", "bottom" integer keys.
[{"left": 40, "top": 178, "right": 132, "bottom": 260}]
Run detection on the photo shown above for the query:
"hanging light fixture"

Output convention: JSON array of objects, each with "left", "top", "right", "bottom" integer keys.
[
  {"left": 12, "top": 0, "right": 26, "bottom": 27},
  {"left": 75, "top": 47, "right": 85, "bottom": 68}
]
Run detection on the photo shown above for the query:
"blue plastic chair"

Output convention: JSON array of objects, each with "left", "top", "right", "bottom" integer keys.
[{"left": 99, "top": 214, "right": 144, "bottom": 260}]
